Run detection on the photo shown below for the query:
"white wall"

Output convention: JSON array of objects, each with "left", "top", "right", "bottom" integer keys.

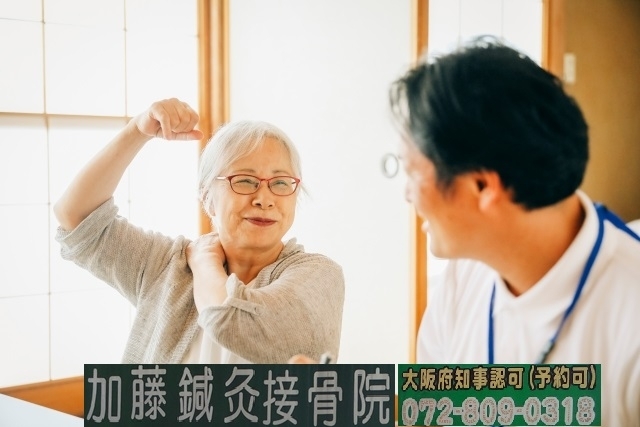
[{"left": 229, "top": 0, "right": 413, "bottom": 364}]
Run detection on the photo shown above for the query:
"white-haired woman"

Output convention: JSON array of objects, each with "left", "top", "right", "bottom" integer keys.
[{"left": 54, "top": 98, "right": 344, "bottom": 364}]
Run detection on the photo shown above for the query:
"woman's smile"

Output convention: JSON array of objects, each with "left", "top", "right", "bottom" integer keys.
[{"left": 246, "top": 217, "right": 277, "bottom": 226}]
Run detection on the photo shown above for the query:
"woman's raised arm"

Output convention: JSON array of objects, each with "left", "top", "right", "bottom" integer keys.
[{"left": 53, "top": 98, "right": 202, "bottom": 231}]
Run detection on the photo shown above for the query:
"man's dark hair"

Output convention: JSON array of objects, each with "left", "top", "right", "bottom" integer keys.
[{"left": 390, "top": 37, "right": 589, "bottom": 209}]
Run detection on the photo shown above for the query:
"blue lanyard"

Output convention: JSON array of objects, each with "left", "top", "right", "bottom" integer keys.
[{"left": 488, "top": 203, "right": 640, "bottom": 364}]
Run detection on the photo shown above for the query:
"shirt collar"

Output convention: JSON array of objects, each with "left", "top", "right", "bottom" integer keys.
[{"left": 493, "top": 191, "right": 598, "bottom": 318}]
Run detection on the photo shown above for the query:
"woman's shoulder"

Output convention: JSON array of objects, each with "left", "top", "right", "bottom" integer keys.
[
  {"left": 261, "top": 239, "right": 344, "bottom": 286},
  {"left": 279, "top": 238, "right": 342, "bottom": 267}
]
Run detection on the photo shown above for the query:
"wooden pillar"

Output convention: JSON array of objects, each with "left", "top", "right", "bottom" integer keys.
[
  {"left": 197, "top": 0, "right": 229, "bottom": 235},
  {"left": 408, "top": 0, "right": 429, "bottom": 363},
  {"left": 542, "top": 0, "right": 565, "bottom": 76}
]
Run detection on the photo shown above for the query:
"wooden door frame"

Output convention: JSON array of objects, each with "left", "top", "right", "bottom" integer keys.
[
  {"left": 408, "top": 0, "right": 429, "bottom": 364},
  {"left": 542, "top": 0, "right": 565, "bottom": 77}
]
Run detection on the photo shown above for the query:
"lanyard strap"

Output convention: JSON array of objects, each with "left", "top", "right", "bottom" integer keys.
[
  {"left": 488, "top": 203, "right": 640, "bottom": 364},
  {"left": 595, "top": 203, "right": 640, "bottom": 243}
]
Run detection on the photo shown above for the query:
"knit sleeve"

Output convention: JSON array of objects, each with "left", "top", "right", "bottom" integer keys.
[
  {"left": 197, "top": 254, "right": 345, "bottom": 363},
  {"left": 55, "top": 198, "right": 188, "bottom": 306}
]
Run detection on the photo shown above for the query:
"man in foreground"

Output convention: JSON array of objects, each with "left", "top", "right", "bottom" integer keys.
[
  {"left": 295, "top": 38, "right": 640, "bottom": 425},
  {"left": 391, "top": 38, "right": 640, "bottom": 426}
]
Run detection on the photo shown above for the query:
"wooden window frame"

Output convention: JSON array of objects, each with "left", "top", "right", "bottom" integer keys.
[{"left": 0, "top": 1, "right": 230, "bottom": 416}]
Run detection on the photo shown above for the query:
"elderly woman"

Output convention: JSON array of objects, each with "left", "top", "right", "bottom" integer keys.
[{"left": 54, "top": 98, "right": 344, "bottom": 364}]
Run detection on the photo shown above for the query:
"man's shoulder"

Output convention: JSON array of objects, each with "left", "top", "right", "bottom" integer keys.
[
  {"left": 600, "top": 222, "right": 640, "bottom": 284},
  {"left": 435, "top": 259, "right": 496, "bottom": 304}
]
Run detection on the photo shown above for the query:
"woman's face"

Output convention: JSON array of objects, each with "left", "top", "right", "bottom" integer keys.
[{"left": 211, "top": 137, "right": 298, "bottom": 253}]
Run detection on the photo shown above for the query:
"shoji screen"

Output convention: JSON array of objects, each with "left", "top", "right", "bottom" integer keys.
[{"left": 0, "top": 0, "right": 199, "bottom": 387}]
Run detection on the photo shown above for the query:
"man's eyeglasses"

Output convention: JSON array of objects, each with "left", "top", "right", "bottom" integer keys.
[{"left": 215, "top": 175, "right": 301, "bottom": 196}]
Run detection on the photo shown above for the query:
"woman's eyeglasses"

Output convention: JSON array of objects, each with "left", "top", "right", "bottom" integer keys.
[{"left": 215, "top": 175, "right": 300, "bottom": 196}]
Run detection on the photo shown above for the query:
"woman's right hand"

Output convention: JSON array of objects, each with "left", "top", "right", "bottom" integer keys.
[
  {"left": 133, "top": 98, "right": 203, "bottom": 141},
  {"left": 53, "top": 98, "right": 203, "bottom": 231}
]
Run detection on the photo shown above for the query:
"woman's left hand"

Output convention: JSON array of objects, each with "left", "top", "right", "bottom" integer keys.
[
  {"left": 187, "top": 233, "right": 229, "bottom": 311},
  {"left": 187, "top": 233, "right": 226, "bottom": 273}
]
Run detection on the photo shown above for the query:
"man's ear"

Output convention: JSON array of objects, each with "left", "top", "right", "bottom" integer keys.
[{"left": 472, "top": 170, "right": 505, "bottom": 212}]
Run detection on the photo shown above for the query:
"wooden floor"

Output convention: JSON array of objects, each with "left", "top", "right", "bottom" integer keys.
[{"left": 0, "top": 376, "right": 83, "bottom": 418}]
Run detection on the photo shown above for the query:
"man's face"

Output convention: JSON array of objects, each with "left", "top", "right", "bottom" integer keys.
[{"left": 398, "top": 137, "right": 473, "bottom": 259}]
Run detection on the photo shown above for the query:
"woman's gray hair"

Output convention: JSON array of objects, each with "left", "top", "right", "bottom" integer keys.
[{"left": 198, "top": 120, "right": 305, "bottom": 217}]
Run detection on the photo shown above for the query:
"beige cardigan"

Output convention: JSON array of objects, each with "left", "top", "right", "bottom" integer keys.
[{"left": 56, "top": 198, "right": 345, "bottom": 363}]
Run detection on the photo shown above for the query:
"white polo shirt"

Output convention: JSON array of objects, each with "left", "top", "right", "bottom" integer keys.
[{"left": 417, "top": 192, "right": 640, "bottom": 426}]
